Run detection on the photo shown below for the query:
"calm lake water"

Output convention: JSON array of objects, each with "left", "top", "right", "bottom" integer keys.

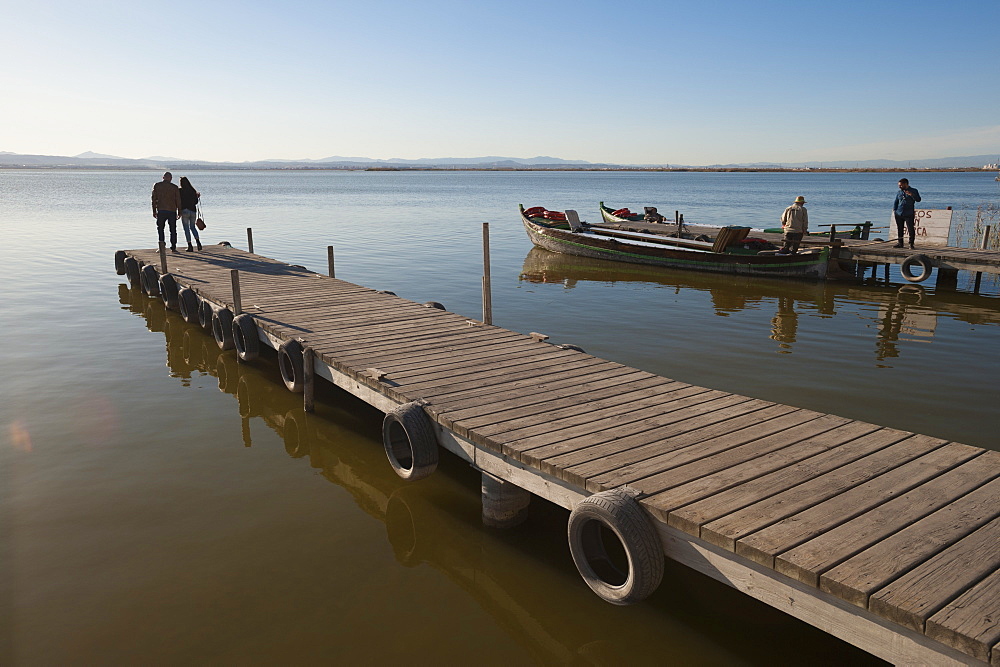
[{"left": 2, "top": 169, "right": 998, "bottom": 665}]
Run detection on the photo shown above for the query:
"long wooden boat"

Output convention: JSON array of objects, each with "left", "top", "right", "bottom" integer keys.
[{"left": 521, "top": 205, "right": 830, "bottom": 280}]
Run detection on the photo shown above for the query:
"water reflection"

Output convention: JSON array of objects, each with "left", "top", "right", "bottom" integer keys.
[
  {"left": 116, "top": 283, "right": 881, "bottom": 665},
  {"left": 519, "top": 247, "right": 1000, "bottom": 362}
]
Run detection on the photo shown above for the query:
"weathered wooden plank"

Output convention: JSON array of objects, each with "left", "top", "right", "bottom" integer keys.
[
  {"left": 776, "top": 452, "right": 1000, "bottom": 587},
  {"left": 819, "top": 476, "right": 1000, "bottom": 609},
  {"left": 546, "top": 402, "right": 800, "bottom": 488},
  {"left": 926, "top": 568, "right": 1000, "bottom": 662},
  {"left": 435, "top": 369, "right": 652, "bottom": 425},
  {"left": 668, "top": 428, "right": 912, "bottom": 539},
  {"left": 387, "top": 348, "right": 593, "bottom": 390},
  {"left": 374, "top": 346, "right": 579, "bottom": 383},
  {"left": 425, "top": 360, "right": 634, "bottom": 407},
  {"left": 453, "top": 375, "right": 677, "bottom": 432},
  {"left": 563, "top": 406, "right": 817, "bottom": 490},
  {"left": 337, "top": 338, "right": 558, "bottom": 377},
  {"left": 498, "top": 392, "right": 755, "bottom": 463},
  {"left": 326, "top": 328, "right": 531, "bottom": 363},
  {"left": 453, "top": 377, "right": 683, "bottom": 442},
  {"left": 701, "top": 434, "right": 948, "bottom": 553},
  {"left": 735, "top": 443, "right": 981, "bottom": 568},
  {"left": 411, "top": 357, "right": 627, "bottom": 401},
  {"left": 868, "top": 515, "right": 1000, "bottom": 633}
]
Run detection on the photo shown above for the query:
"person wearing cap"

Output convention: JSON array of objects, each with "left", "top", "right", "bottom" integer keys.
[
  {"left": 779, "top": 196, "right": 809, "bottom": 254},
  {"left": 151, "top": 171, "right": 181, "bottom": 252}
]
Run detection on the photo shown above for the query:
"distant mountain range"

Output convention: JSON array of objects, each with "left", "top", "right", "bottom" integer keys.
[{"left": 0, "top": 150, "right": 997, "bottom": 170}]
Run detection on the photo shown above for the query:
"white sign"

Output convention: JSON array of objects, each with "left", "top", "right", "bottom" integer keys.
[{"left": 889, "top": 209, "right": 953, "bottom": 246}]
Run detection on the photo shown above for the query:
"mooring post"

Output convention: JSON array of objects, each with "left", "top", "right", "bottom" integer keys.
[
  {"left": 247, "top": 227, "right": 254, "bottom": 254},
  {"left": 327, "top": 245, "right": 335, "bottom": 278},
  {"left": 158, "top": 242, "right": 168, "bottom": 274},
  {"left": 482, "top": 222, "right": 493, "bottom": 325},
  {"left": 231, "top": 269, "right": 242, "bottom": 315},
  {"left": 974, "top": 225, "right": 992, "bottom": 293},
  {"left": 303, "top": 347, "right": 315, "bottom": 413},
  {"left": 481, "top": 472, "right": 531, "bottom": 528},
  {"left": 862, "top": 221, "right": 872, "bottom": 240}
]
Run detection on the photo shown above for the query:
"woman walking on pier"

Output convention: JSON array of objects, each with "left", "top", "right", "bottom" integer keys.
[{"left": 179, "top": 177, "right": 202, "bottom": 252}]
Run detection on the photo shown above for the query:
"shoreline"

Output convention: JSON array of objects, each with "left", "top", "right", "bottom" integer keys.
[{"left": 0, "top": 165, "right": 993, "bottom": 173}]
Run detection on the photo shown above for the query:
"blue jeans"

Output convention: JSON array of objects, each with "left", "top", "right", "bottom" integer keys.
[
  {"left": 156, "top": 210, "right": 177, "bottom": 248},
  {"left": 180, "top": 209, "right": 201, "bottom": 245}
]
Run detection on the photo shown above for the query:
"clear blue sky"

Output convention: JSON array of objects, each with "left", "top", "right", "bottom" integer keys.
[{"left": 3, "top": 0, "right": 998, "bottom": 165}]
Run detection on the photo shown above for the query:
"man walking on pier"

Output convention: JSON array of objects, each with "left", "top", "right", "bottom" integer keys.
[
  {"left": 779, "top": 196, "right": 809, "bottom": 254},
  {"left": 893, "top": 178, "right": 921, "bottom": 249},
  {"left": 151, "top": 172, "right": 181, "bottom": 252}
]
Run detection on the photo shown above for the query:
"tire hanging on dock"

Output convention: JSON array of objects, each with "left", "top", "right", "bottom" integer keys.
[
  {"left": 212, "top": 308, "right": 235, "bottom": 350},
  {"left": 232, "top": 313, "right": 261, "bottom": 362},
  {"left": 278, "top": 339, "right": 305, "bottom": 393},
  {"left": 567, "top": 487, "right": 664, "bottom": 605},
  {"left": 178, "top": 288, "right": 200, "bottom": 324},
  {"left": 422, "top": 301, "right": 446, "bottom": 310},
  {"left": 140, "top": 264, "right": 160, "bottom": 297},
  {"left": 198, "top": 300, "right": 214, "bottom": 330},
  {"left": 900, "top": 254, "right": 934, "bottom": 283},
  {"left": 382, "top": 402, "right": 438, "bottom": 481},
  {"left": 124, "top": 257, "right": 141, "bottom": 288},
  {"left": 114, "top": 250, "right": 127, "bottom": 275},
  {"left": 159, "top": 274, "right": 179, "bottom": 310}
]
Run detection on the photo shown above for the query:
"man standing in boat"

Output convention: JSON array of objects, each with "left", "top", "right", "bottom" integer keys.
[
  {"left": 779, "top": 196, "right": 809, "bottom": 254},
  {"left": 892, "top": 178, "right": 921, "bottom": 249}
]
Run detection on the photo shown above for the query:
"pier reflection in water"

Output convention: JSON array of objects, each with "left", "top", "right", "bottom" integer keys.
[
  {"left": 107, "top": 284, "right": 881, "bottom": 665},
  {"left": 518, "top": 247, "right": 1000, "bottom": 362}
]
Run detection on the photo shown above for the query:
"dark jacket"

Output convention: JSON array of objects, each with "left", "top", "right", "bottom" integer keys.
[
  {"left": 180, "top": 187, "right": 200, "bottom": 212},
  {"left": 893, "top": 187, "right": 921, "bottom": 216}
]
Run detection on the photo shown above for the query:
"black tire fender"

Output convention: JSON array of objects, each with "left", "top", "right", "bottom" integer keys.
[
  {"left": 212, "top": 308, "right": 235, "bottom": 350},
  {"left": 178, "top": 288, "right": 200, "bottom": 324},
  {"left": 382, "top": 402, "right": 438, "bottom": 481},
  {"left": 900, "top": 254, "right": 934, "bottom": 283},
  {"left": 140, "top": 264, "right": 160, "bottom": 297},
  {"left": 114, "top": 250, "right": 127, "bottom": 275},
  {"left": 423, "top": 301, "right": 446, "bottom": 310},
  {"left": 233, "top": 313, "right": 261, "bottom": 362},
  {"left": 278, "top": 339, "right": 305, "bottom": 393},
  {"left": 159, "top": 273, "right": 180, "bottom": 309},
  {"left": 198, "top": 299, "right": 214, "bottom": 330},
  {"left": 124, "top": 257, "right": 141, "bottom": 288},
  {"left": 567, "top": 487, "right": 664, "bottom": 605}
]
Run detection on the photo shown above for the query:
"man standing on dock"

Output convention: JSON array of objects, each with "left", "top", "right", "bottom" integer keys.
[
  {"left": 779, "top": 196, "right": 809, "bottom": 254},
  {"left": 893, "top": 178, "right": 921, "bottom": 249},
  {"left": 151, "top": 172, "right": 181, "bottom": 252}
]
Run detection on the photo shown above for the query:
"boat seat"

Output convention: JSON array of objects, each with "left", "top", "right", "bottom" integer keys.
[{"left": 565, "top": 210, "right": 586, "bottom": 232}]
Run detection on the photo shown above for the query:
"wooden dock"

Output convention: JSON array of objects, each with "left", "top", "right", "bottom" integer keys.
[{"left": 118, "top": 245, "right": 999, "bottom": 666}]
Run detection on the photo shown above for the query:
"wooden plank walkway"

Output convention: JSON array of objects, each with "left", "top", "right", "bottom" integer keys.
[{"left": 121, "top": 245, "right": 1000, "bottom": 665}]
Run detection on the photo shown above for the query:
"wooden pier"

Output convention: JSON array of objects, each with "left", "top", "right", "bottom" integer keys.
[{"left": 117, "top": 245, "right": 999, "bottom": 666}]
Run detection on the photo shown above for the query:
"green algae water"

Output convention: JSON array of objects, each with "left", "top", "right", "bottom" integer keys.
[{"left": 2, "top": 169, "right": 998, "bottom": 665}]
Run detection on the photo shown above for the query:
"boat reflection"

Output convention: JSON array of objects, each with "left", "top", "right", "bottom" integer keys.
[
  {"left": 116, "top": 283, "right": 877, "bottom": 665},
  {"left": 519, "top": 247, "right": 1000, "bottom": 361}
]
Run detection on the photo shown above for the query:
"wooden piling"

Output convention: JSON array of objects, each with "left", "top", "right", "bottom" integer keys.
[
  {"left": 303, "top": 347, "right": 315, "bottom": 413},
  {"left": 482, "top": 222, "right": 493, "bottom": 325},
  {"left": 231, "top": 269, "right": 242, "bottom": 315},
  {"left": 159, "top": 242, "right": 168, "bottom": 274},
  {"left": 327, "top": 245, "right": 335, "bottom": 278},
  {"left": 247, "top": 228, "right": 254, "bottom": 254}
]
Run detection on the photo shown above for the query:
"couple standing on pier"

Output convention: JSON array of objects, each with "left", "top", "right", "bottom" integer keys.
[
  {"left": 151, "top": 172, "right": 204, "bottom": 252},
  {"left": 778, "top": 178, "right": 921, "bottom": 254}
]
